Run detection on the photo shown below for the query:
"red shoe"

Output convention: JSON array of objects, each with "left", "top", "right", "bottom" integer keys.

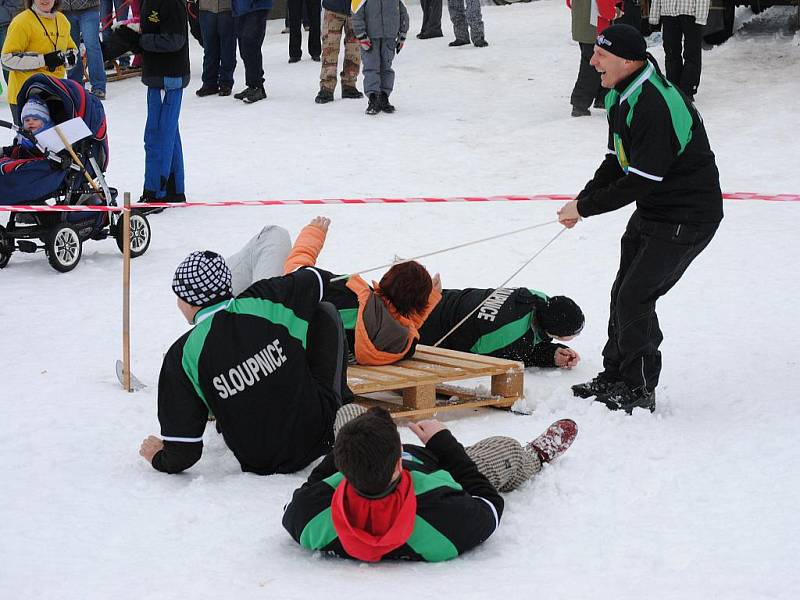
[{"left": 526, "top": 419, "right": 578, "bottom": 463}]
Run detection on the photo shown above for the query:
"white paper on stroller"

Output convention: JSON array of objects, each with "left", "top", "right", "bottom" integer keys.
[{"left": 35, "top": 118, "right": 93, "bottom": 152}]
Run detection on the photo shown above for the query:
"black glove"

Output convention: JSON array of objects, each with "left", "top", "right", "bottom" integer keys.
[
  {"left": 56, "top": 150, "right": 73, "bottom": 172},
  {"left": 396, "top": 37, "right": 405, "bottom": 54},
  {"left": 116, "top": 25, "right": 142, "bottom": 54},
  {"left": 63, "top": 48, "right": 78, "bottom": 68},
  {"left": 43, "top": 51, "right": 65, "bottom": 71}
]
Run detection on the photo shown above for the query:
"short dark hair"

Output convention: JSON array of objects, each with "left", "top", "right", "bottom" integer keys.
[
  {"left": 334, "top": 407, "right": 401, "bottom": 496},
  {"left": 378, "top": 261, "right": 432, "bottom": 317}
]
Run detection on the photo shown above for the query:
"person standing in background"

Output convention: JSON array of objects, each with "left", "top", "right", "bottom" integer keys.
[{"left": 61, "top": 0, "right": 107, "bottom": 98}]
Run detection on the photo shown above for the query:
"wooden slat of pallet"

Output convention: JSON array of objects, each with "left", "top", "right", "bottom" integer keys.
[
  {"left": 414, "top": 345, "right": 522, "bottom": 368},
  {"left": 357, "top": 394, "right": 516, "bottom": 420}
]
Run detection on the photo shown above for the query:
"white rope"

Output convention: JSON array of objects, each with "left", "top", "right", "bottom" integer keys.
[
  {"left": 433, "top": 227, "right": 569, "bottom": 347},
  {"left": 330, "top": 219, "right": 559, "bottom": 282}
]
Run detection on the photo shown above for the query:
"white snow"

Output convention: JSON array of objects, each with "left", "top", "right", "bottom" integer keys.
[{"left": 1, "top": 3, "right": 799, "bottom": 598}]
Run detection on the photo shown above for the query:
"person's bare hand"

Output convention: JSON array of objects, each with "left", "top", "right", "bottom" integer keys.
[
  {"left": 139, "top": 435, "right": 164, "bottom": 463},
  {"left": 557, "top": 200, "right": 581, "bottom": 228},
  {"left": 310, "top": 216, "right": 330, "bottom": 232},
  {"left": 408, "top": 420, "right": 447, "bottom": 445},
  {"left": 554, "top": 347, "right": 581, "bottom": 369},
  {"left": 432, "top": 273, "right": 442, "bottom": 293}
]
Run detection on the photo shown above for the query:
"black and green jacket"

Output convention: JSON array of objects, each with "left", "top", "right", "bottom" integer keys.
[
  {"left": 282, "top": 430, "right": 504, "bottom": 562},
  {"left": 418, "top": 288, "right": 567, "bottom": 367},
  {"left": 577, "top": 57, "right": 723, "bottom": 225},
  {"left": 153, "top": 267, "right": 339, "bottom": 475}
]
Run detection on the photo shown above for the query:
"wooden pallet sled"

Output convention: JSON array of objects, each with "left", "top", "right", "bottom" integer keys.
[{"left": 347, "top": 345, "right": 524, "bottom": 419}]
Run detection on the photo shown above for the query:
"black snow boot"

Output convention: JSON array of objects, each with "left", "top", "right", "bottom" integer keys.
[
  {"left": 315, "top": 89, "right": 334, "bottom": 104},
  {"left": 341, "top": 85, "right": 363, "bottom": 99},
  {"left": 380, "top": 92, "right": 395, "bottom": 113},
  {"left": 243, "top": 86, "right": 267, "bottom": 104},
  {"left": 571, "top": 373, "right": 619, "bottom": 398},
  {"left": 365, "top": 93, "right": 381, "bottom": 115},
  {"left": 596, "top": 383, "right": 657, "bottom": 414},
  {"left": 449, "top": 39, "right": 470, "bottom": 47}
]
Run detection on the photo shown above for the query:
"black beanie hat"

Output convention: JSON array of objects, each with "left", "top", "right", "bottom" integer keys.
[
  {"left": 539, "top": 296, "right": 585, "bottom": 337},
  {"left": 596, "top": 24, "right": 647, "bottom": 61}
]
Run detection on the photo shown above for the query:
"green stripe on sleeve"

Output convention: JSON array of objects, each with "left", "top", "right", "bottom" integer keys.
[
  {"left": 338, "top": 308, "right": 358, "bottom": 331},
  {"left": 299, "top": 507, "right": 339, "bottom": 550},
  {"left": 181, "top": 318, "right": 215, "bottom": 416},
  {"left": 406, "top": 516, "right": 459, "bottom": 562},
  {"left": 227, "top": 297, "right": 310, "bottom": 348},
  {"left": 648, "top": 73, "right": 694, "bottom": 154},
  {"left": 470, "top": 313, "right": 532, "bottom": 355},
  {"left": 411, "top": 470, "right": 463, "bottom": 495}
]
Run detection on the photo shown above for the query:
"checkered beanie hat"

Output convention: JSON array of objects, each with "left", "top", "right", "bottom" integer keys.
[{"left": 172, "top": 251, "right": 232, "bottom": 308}]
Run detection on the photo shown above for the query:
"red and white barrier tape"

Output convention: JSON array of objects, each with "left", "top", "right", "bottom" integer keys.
[{"left": 1, "top": 192, "right": 799, "bottom": 212}]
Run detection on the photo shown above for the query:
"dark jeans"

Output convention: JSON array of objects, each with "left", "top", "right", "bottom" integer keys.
[
  {"left": 288, "top": 0, "right": 320, "bottom": 59},
  {"left": 602, "top": 211, "right": 718, "bottom": 391},
  {"left": 662, "top": 15, "right": 703, "bottom": 97},
  {"left": 306, "top": 302, "right": 354, "bottom": 413},
  {"left": 571, "top": 42, "right": 606, "bottom": 110},
  {"left": 199, "top": 10, "right": 237, "bottom": 87},
  {"left": 419, "top": 0, "right": 443, "bottom": 36},
  {"left": 235, "top": 9, "right": 269, "bottom": 88}
]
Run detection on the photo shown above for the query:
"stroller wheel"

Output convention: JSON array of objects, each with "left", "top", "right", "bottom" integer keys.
[
  {"left": 0, "top": 225, "right": 12, "bottom": 269},
  {"left": 46, "top": 225, "right": 83, "bottom": 273},
  {"left": 115, "top": 212, "right": 152, "bottom": 258}
]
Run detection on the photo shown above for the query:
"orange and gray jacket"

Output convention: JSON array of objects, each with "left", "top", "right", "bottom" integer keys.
[{"left": 283, "top": 223, "right": 441, "bottom": 366}]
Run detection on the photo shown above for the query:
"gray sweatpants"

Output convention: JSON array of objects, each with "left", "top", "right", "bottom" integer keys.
[
  {"left": 361, "top": 37, "right": 396, "bottom": 96},
  {"left": 333, "top": 405, "right": 541, "bottom": 493},
  {"left": 447, "top": 0, "right": 485, "bottom": 43},
  {"left": 226, "top": 225, "right": 292, "bottom": 295}
]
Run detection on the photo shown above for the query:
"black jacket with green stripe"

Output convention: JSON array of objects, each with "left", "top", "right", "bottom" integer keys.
[
  {"left": 152, "top": 267, "right": 339, "bottom": 475},
  {"left": 418, "top": 288, "right": 567, "bottom": 367},
  {"left": 282, "top": 430, "right": 504, "bottom": 561},
  {"left": 577, "top": 57, "right": 723, "bottom": 225}
]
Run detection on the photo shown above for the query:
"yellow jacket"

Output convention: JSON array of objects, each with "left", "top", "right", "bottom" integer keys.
[{"left": 1, "top": 8, "right": 76, "bottom": 106}]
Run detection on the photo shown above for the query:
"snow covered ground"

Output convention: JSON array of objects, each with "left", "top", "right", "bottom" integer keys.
[{"left": 2, "top": 3, "right": 799, "bottom": 598}]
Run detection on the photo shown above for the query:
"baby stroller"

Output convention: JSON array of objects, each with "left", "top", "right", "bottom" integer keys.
[{"left": 0, "top": 74, "right": 151, "bottom": 272}]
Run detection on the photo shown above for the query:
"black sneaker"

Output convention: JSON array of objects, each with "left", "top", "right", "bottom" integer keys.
[
  {"left": 449, "top": 39, "right": 470, "bottom": 47},
  {"left": 341, "top": 85, "right": 363, "bottom": 99},
  {"left": 243, "top": 86, "right": 267, "bottom": 104},
  {"left": 473, "top": 39, "right": 489, "bottom": 47},
  {"left": 571, "top": 106, "right": 591, "bottom": 117},
  {"left": 196, "top": 84, "right": 219, "bottom": 97},
  {"left": 288, "top": 56, "right": 301, "bottom": 63},
  {"left": 218, "top": 85, "right": 232, "bottom": 97},
  {"left": 311, "top": 55, "right": 321, "bottom": 62},
  {"left": 572, "top": 373, "right": 619, "bottom": 398},
  {"left": 234, "top": 87, "right": 253, "bottom": 100},
  {"left": 380, "top": 92, "right": 395, "bottom": 113},
  {"left": 365, "top": 93, "right": 381, "bottom": 115},
  {"left": 597, "top": 383, "right": 657, "bottom": 414},
  {"left": 315, "top": 89, "right": 334, "bottom": 104}
]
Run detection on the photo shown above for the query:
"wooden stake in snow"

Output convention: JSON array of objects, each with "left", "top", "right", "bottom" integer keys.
[{"left": 122, "top": 192, "right": 131, "bottom": 392}]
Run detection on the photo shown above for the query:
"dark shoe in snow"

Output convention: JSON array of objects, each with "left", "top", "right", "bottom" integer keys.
[
  {"left": 91, "top": 89, "right": 106, "bottom": 100},
  {"left": 365, "top": 93, "right": 381, "bottom": 115},
  {"left": 341, "top": 85, "right": 363, "bottom": 99},
  {"left": 288, "top": 56, "right": 301, "bottom": 63},
  {"left": 196, "top": 84, "right": 219, "bottom": 97},
  {"left": 593, "top": 97, "right": 605, "bottom": 109},
  {"left": 572, "top": 373, "right": 619, "bottom": 398},
  {"left": 449, "top": 38, "right": 470, "bottom": 47},
  {"left": 571, "top": 106, "right": 591, "bottom": 117},
  {"left": 315, "top": 89, "right": 334, "bottom": 104},
  {"left": 311, "top": 55, "right": 321, "bottom": 62},
  {"left": 243, "top": 87, "right": 267, "bottom": 104},
  {"left": 473, "top": 39, "right": 489, "bottom": 47},
  {"left": 380, "top": 92, "right": 395, "bottom": 113},
  {"left": 417, "top": 31, "right": 443, "bottom": 39},
  {"left": 234, "top": 87, "right": 253, "bottom": 100},
  {"left": 596, "top": 383, "right": 656, "bottom": 414},
  {"left": 218, "top": 85, "right": 232, "bottom": 97},
  {"left": 526, "top": 419, "right": 578, "bottom": 463},
  {"left": 138, "top": 191, "right": 164, "bottom": 215}
]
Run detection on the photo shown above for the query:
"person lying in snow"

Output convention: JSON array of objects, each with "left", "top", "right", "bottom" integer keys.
[
  {"left": 283, "top": 216, "right": 442, "bottom": 367},
  {"left": 283, "top": 406, "right": 577, "bottom": 562},
  {"left": 2, "top": 97, "right": 53, "bottom": 159},
  {"left": 139, "top": 249, "right": 356, "bottom": 475},
  {"left": 418, "top": 288, "right": 585, "bottom": 368}
]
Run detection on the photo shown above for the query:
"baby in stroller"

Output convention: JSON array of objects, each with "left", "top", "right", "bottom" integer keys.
[{"left": 0, "top": 74, "right": 151, "bottom": 272}]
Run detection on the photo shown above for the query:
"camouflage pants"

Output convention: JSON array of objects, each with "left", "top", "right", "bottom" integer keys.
[
  {"left": 319, "top": 10, "right": 361, "bottom": 92},
  {"left": 447, "top": 0, "right": 485, "bottom": 43}
]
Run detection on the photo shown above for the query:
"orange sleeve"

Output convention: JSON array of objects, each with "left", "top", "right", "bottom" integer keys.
[
  {"left": 283, "top": 224, "right": 327, "bottom": 274},
  {"left": 408, "top": 286, "right": 442, "bottom": 329}
]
